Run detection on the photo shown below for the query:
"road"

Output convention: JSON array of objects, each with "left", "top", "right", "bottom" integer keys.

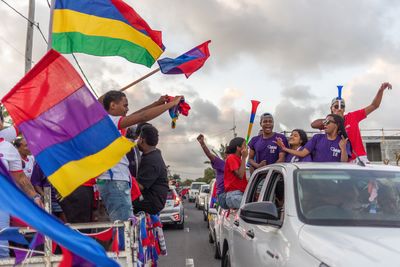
[{"left": 158, "top": 200, "right": 220, "bottom": 267}]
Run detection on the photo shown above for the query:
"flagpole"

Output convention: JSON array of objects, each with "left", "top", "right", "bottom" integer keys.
[
  {"left": 47, "top": 0, "right": 55, "bottom": 51},
  {"left": 119, "top": 68, "right": 160, "bottom": 92}
]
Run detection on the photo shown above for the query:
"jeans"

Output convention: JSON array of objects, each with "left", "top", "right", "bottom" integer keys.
[
  {"left": 97, "top": 180, "right": 133, "bottom": 249},
  {"left": 218, "top": 192, "right": 229, "bottom": 209},
  {"left": 226, "top": 190, "right": 244, "bottom": 209},
  {"left": 0, "top": 210, "right": 9, "bottom": 258}
]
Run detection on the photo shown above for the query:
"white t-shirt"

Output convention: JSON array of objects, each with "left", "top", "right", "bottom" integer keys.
[
  {"left": 97, "top": 115, "right": 130, "bottom": 182},
  {"left": 22, "top": 155, "right": 35, "bottom": 179},
  {"left": 0, "top": 139, "right": 22, "bottom": 172},
  {"left": 0, "top": 126, "right": 18, "bottom": 143}
]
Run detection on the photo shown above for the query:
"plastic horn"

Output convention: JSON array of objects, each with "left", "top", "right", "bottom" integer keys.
[
  {"left": 337, "top": 85, "right": 343, "bottom": 109},
  {"left": 246, "top": 100, "right": 261, "bottom": 144}
]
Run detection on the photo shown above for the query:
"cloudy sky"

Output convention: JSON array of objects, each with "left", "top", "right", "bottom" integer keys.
[{"left": 1, "top": 0, "right": 399, "bottom": 179}]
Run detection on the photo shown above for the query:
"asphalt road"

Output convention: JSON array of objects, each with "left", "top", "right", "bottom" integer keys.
[{"left": 158, "top": 200, "right": 220, "bottom": 267}]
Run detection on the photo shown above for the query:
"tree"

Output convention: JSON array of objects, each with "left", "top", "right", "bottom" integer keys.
[
  {"left": 202, "top": 167, "right": 215, "bottom": 184},
  {"left": 182, "top": 179, "right": 193, "bottom": 186}
]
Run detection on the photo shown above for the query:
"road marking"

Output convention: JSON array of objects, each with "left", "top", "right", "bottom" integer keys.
[
  {"left": 185, "top": 227, "right": 190, "bottom": 232},
  {"left": 185, "top": 215, "right": 188, "bottom": 219},
  {"left": 185, "top": 258, "right": 194, "bottom": 267}
]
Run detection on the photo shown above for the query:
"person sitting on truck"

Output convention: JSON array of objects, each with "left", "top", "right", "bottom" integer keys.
[{"left": 224, "top": 137, "right": 248, "bottom": 209}]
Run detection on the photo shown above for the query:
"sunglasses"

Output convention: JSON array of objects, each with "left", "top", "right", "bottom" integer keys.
[
  {"left": 323, "top": 119, "right": 336, "bottom": 126},
  {"left": 333, "top": 104, "right": 345, "bottom": 110}
]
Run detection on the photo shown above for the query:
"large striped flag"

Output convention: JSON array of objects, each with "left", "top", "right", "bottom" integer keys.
[
  {"left": 0, "top": 161, "right": 118, "bottom": 267},
  {"left": 2, "top": 49, "right": 133, "bottom": 197},
  {"left": 52, "top": 0, "right": 164, "bottom": 67}
]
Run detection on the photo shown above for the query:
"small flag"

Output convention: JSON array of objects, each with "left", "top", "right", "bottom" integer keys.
[
  {"left": 2, "top": 49, "right": 133, "bottom": 197},
  {"left": 158, "top": 40, "right": 211, "bottom": 78}
]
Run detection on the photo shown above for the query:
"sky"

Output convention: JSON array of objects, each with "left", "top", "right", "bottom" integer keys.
[{"left": 1, "top": 0, "right": 400, "bottom": 179}]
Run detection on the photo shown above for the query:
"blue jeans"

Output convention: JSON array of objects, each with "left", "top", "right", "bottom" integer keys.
[
  {"left": 218, "top": 193, "right": 229, "bottom": 209},
  {"left": 0, "top": 210, "right": 9, "bottom": 258},
  {"left": 226, "top": 190, "right": 243, "bottom": 209},
  {"left": 97, "top": 180, "right": 133, "bottom": 250}
]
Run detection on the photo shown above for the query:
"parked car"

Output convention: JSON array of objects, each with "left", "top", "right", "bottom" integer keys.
[
  {"left": 195, "top": 184, "right": 210, "bottom": 210},
  {"left": 203, "top": 179, "right": 216, "bottom": 222},
  {"left": 220, "top": 163, "right": 400, "bottom": 267},
  {"left": 159, "top": 186, "right": 184, "bottom": 229},
  {"left": 188, "top": 182, "right": 206, "bottom": 203},
  {"left": 206, "top": 179, "right": 223, "bottom": 259}
]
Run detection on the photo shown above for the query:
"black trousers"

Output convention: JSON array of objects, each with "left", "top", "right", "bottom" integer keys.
[{"left": 60, "top": 185, "right": 94, "bottom": 223}]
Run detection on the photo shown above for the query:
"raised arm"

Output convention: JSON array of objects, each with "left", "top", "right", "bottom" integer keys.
[
  {"left": 233, "top": 147, "right": 248, "bottom": 179},
  {"left": 311, "top": 119, "right": 325, "bottom": 130},
  {"left": 119, "top": 96, "right": 182, "bottom": 129},
  {"left": 364, "top": 82, "right": 392, "bottom": 116},
  {"left": 197, "top": 134, "right": 216, "bottom": 162}
]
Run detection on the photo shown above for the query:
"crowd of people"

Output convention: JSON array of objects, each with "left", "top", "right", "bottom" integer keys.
[
  {"left": 0, "top": 90, "right": 182, "bottom": 256},
  {"left": 198, "top": 82, "right": 393, "bottom": 209}
]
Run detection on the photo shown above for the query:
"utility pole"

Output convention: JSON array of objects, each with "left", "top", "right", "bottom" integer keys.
[
  {"left": 25, "top": 0, "right": 35, "bottom": 73},
  {"left": 232, "top": 112, "right": 237, "bottom": 138}
]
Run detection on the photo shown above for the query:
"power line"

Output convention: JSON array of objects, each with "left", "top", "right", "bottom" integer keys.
[
  {"left": 71, "top": 53, "right": 98, "bottom": 98},
  {"left": 1, "top": 0, "right": 48, "bottom": 44},
  {"left": 0, "top": 35, "right": 35, "bottom": 63}
]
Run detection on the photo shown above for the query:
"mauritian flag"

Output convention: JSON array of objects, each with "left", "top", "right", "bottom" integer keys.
[
  {"left": 2, "top": 49, "right": 133, "bottom": 197},
  {"left": 52, "top": 0, "right": 164, "bottom": 67},
  {"left": 157, "top": 40, "right": 211, "bottom": 78}
]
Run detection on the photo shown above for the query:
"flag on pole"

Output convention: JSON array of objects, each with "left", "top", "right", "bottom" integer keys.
[
  {"left": 0, "top": 161, "right": 118, "bottom": 267},
  {"left": 157, "top": 40, "right": 211, "bottom": 78},
  {"left": 52, "top": 0, "right": 164, "bottom": 67},
  {"left": 2, "top": 49, "right": 133, "bottom": 197}
]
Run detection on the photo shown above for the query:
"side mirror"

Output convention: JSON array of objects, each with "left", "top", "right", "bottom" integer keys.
[
  {"left": 239, "top": 201, "right": 280, "bottom": 226},
  {"left": 204, "top": 188, "right": 210, "bottom": 194}
]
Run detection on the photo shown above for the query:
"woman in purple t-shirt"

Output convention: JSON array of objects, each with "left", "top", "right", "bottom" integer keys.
[
  {"left": 248, "top": 113, "right": 288, "bottom": 172},
  {"left": 276, "top": 114, "right": 350, "bottom": 162},
  {"left": 285, "top": 129, "right": 312, "bottom": 163}
]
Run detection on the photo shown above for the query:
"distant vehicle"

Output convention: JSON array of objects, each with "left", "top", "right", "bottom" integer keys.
[
  {"left": 188, "top": 182, "right": 206, "bottom": 203},
  {"left": 204, "top": 179, "right": 216, "bottom": 222},
  {"left": 160, "top": 186, "right": 184, "bottom": 229},
  {"left": 195, "top": 184, "right": 210, "bottom": 210},
  {"left": 206, "top": 179, "right": 222, "bottom": 259},
  {"left": 220, "top": 163, "right": 400, "bottom": 267}
]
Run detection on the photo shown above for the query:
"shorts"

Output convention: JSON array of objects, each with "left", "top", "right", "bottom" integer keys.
[{"left": 226, "top": 190, "right": 244, "bottom": 209}]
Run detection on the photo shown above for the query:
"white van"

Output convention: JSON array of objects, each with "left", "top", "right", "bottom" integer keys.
[{"left": 188, "top": 182, "right": 206, "bottom": 202}]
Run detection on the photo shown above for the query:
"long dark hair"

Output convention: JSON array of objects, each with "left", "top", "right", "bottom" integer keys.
[
  {"left": 292, "top": 129, "right": 308, "bottom": 147},
  {"left": 225, "top": 137, "right": 245, "bottom": 154},
  {"left": 328, "top": 114, "right": 348, "bottom": 139}
]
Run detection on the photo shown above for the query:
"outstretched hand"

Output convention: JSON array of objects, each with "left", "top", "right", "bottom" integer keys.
[
  {"left": 241, "top": 146, "right": 249, "bottom": 159},
  {"left": 172, "top": 95, "right": 183, "bottom": 106},
  {"left": 274, "top": 137, "right": 286, "bottom": 149},
  {"left": 157, "top": 94, "right": 169, "bottom": 104},
  {"left": 380, "top": 82, "right": 392, "bottom": 91}
]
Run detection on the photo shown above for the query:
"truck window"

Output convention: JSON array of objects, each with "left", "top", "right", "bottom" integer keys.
[
  {"left": 245, "top": 172, "right": 268, "bottom": 203},
  {"left": 263, "top": 171, "right": 285, "bottom": 221}
]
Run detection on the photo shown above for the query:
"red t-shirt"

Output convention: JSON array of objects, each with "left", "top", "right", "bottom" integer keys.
[
  {"left": 224, "top": 154, "right": 247, "bottom": 193},
  {"left": 344, "top": 109, "right": 367, "bottom": 160}
]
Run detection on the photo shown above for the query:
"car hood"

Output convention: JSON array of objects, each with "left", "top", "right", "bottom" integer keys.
[{"left": 299, "top": 225, "right": 400, "bottom": 266}]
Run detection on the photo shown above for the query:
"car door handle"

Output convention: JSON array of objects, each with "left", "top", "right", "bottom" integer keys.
[
  {"left": 246, "top": 229, "right": 254, "bottom": 239},
  {"left": 266, "top": 250, "right": 279, "bottom": 259},
  {"left": 233, "top": 220, "right": 239, "bottom": 227}
]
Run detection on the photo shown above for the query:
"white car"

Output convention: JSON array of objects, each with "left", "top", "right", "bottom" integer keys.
[
  {"left": 195, "top": 184, "right": 210, "bottom": 210},
  {"left": 188, "top": 182, "right": 206, "bottom": 203},
  {"left": 159, "top": 187, "right": 184, "bottom": 229},
  {"left": 220, "top": 163, "right": 400, "bottom": 267}
]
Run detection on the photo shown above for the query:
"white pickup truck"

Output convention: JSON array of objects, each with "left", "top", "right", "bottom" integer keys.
[{"left": 219, "top": 163, "right": 400, "bottom": 267}]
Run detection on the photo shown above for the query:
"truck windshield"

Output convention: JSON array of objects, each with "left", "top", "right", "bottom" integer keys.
[
  {"left": 191, "top": 183, "right": 202, "bottom": 190},
  {"left": 295, "top": 169, "right": 400, "bottom": 227},
  {"left": 201, "top": 185, "right": 209, "bottom": 193}
]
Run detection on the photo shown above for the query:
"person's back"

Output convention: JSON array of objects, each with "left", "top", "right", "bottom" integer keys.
[{"left": 133, "top": 125, "right": 168, "bottom": 214}]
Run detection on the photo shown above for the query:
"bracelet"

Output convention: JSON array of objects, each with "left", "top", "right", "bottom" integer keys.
[{"left": 32, "top": 194, "right": 42, "bottom": 201}]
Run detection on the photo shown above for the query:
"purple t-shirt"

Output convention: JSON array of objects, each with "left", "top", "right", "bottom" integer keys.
[
  {"left": 211, "top": 157, "right": 225, "bottom": 195},
  {"left": 304, "top": 134, "right": 351, "bottom": 162},
  {"left": 285, "top": 147, "right": 312, "bottom": 163},
  {"left": 249, "top": 133, "right": 288, "bottom": 165}
]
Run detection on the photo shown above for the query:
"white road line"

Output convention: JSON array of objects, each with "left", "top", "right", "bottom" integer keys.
[
  {"left": 185, "top": 258, "right": 194, "bottom": 267},
  {"left": 185, "top": 227, "right": 190, "bottom": 232}
]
